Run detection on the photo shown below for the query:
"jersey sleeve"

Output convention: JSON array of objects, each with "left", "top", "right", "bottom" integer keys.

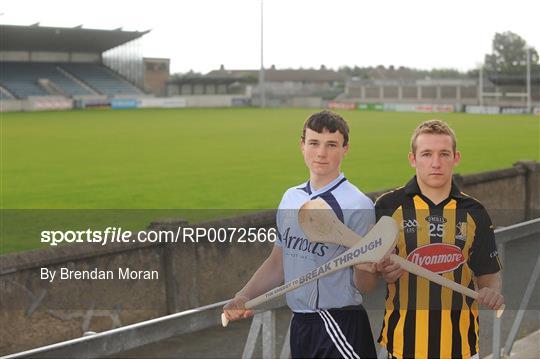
[
  {"left": 274, "top": 192, "right": 289, "bottom": 248},
  {"left": 347, "top": 196, "right": 375, "bottom": 237},
  {"left": 374, "top": 193, "right": 396, "bottom": 221},
  {"left": 468, "top": 207, "right": 502, "bottom": 276}
]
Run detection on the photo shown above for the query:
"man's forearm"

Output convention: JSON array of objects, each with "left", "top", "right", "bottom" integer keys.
[
  {"left": 236, "top": 247, "right": 284, "bottom": 299},
  {"left": 476, "top": 272, "right": 502, "bottom": 291},
  {"left": 353, "top": 266, "right": 378, "bottom": 293},
  {"left": 475, "top": 272, "right": 504, "bottom": 310}
]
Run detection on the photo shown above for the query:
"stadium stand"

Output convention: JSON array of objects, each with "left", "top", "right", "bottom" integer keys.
[
  {"left": 0, "top": 62, "right": 95, "bottom": 98},
  {"left": 0, "top": 86, "right": 15, "bottom": 99},
  {"left": 0, "top": 92, "right": 13, "bottom": 100},
  {"left": 0, "top": 62, "right": 49, "bottom": 98},
  {"left": 0, "top": 25, "right": 149, "bottom": 102},
  {"left": 0, "top": 62, "right": 144, "bottom": 98},
  {"left": 61, "top": 63, "right": 144, "bottom": 96}
]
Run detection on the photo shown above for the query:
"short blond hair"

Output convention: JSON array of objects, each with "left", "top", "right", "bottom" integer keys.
[{"left": 411, "top": 120, "right": 457, "bottom": 154}]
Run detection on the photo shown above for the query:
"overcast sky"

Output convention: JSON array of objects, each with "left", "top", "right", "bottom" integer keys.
[{"left": 2, "top": 0, "right": 539, "bottom": 74}]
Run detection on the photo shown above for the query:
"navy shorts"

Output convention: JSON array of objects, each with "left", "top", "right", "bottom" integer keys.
[{"left": 290, "top": 305, "right": 377, "bottom": 359}]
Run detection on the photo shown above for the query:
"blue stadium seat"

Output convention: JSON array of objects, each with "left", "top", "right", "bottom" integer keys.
[
  {"left": 0, "top": 90, "right": 14, "bottom": 100},
  {"left": 0, "top": 63, "right": 49, "bottom": 98},
  {"left": 60, "top": 63, "right": 143, "bottom": 96},
  {"left": 0, "top": 62, "right": 143, "bottom": 99},
  {"left": 0, "top": 62, "right": 96, "bottom": 99}
]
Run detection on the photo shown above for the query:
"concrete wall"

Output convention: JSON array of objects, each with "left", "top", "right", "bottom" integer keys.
[
  {"left": 346, "top": 82, "right": 540, "bottom": 107},
  {"left": 0, "top": 100, "right": 23, "bottom": 112},
  {"left": 453, "top": 162, "right": 533, "bottom": 226},
  {"left": 0, "top": 51, "right": 31, "bottom": 62},
  {"left": 1, "top": 162, "right": 538, "bottom": 355},
  {"left": 183, "top": 95, "right": 249, "bottom": 107},
  {"left": 0, "top": 244, "right": 166, "bottom": 354},
  {"left": 0, "top": 51, "right": 100, "bottom": 63},
  {"left": 69, "top": 53, "right": 101, "bottom": 63},
  {"left": 24, "top": 97, "right": 73, "bottom": 111},
  {"left": 1, "top": 98, "right": 74, "bottom": 112},
  {"left": 290, "top": 96, "right": 323, "bottom": 108}
]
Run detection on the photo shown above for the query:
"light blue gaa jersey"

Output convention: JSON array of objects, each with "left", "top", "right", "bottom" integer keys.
[{"left": 275, "top": 173, "right": 375, "bottom": 312}]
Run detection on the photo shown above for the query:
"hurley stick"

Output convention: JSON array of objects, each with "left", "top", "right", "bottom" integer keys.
[
  {"left": 299, "top": 198, "right": 505, "bottom": 318},
  {"left": 221, "top": 214, "right": 399, "bottom": 327}
]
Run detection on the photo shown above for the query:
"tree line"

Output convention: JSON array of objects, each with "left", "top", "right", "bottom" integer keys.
[{"left": 339, "top": 32, "right": 539, "bottom": 80}]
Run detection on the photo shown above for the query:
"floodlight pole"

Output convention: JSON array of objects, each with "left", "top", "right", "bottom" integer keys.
[
  {"left": 259, "top": 0, "right": 266, "bottom": 108},
  {"left": 478, "top": 65, "right": 484, "bottom": 106},
  {"left": 526, "top": 47, "right": 531, "bottom": 113}
]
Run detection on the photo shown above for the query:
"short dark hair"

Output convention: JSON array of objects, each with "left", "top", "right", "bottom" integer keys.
[
  {"left": 301, "top": 110, "right": 350, "bottom": 146},
  {"left": 411, "top": 119, "right": 457, "bottom": 155}
]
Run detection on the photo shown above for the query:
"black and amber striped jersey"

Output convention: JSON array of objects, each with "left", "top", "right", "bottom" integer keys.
[{"left": 376, "top": 176, "right": 502, "bottom": 359}]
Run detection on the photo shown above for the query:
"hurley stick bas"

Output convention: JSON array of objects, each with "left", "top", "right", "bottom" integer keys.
[
  {"left": 299, "top": 198, "right": 505, "bottom": 318},
  {"left": 221, "top": 214, "right": 399, "bottom": 327}
]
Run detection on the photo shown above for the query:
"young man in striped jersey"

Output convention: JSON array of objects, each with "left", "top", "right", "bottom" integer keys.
[
  {"left": 376, "top": 120, "right": 504, "bottom": 359},
  {"left": 223, "top": 110, "right": 379, "bottom": 358}
]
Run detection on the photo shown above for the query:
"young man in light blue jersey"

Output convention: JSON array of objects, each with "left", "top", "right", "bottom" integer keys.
[{"left": 224, "top": 110, "right": 378, "bottom": 358}]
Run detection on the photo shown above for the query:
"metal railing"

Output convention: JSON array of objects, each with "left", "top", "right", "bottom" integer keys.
[
  {"left": 241, "top": 310, "right": 290, "bottom": 359},
  {"left": 2, "top": 218, "right": 539, "bottom": 359},
  {"left": 1, "top": 300, "right": 229, "bottom": 358},
  {"left": 491, "top": 218, "right": 540, "bottom": 358}
]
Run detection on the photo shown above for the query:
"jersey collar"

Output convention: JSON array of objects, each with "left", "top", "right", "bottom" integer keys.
[
  {"left": 404, "top": 175, "right": 467, "bottom": 200},
  {"left": 298, "top": 173, "right": 346, "bottom": 196}
]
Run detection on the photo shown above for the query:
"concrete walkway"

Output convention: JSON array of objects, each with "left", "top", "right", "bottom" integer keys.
[{"left": 484, "top": 329, "right": 540, "bottom": 359}]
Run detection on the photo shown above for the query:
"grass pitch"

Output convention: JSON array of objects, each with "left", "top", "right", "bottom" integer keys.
[{"left": 2, "top": 108, "right": 539, "bottom": 253}]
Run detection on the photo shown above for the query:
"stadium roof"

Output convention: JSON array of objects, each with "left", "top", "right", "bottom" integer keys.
[{"left": 0, "top": 24, "right": 150, "bottom": 53}]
